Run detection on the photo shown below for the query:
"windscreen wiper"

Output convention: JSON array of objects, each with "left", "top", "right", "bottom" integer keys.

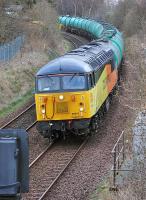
[{"left": 69, "top": 73, "right": 78, "bottom": 82}]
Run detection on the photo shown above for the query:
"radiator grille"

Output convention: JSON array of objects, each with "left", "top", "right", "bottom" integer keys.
[{"left": 56, "top": 102, "right": 68, "bottom": 113}]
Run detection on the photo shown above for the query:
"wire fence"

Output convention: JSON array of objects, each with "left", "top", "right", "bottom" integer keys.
[{"left": 0, "top": 35, "right": 25, "bottom": 62}]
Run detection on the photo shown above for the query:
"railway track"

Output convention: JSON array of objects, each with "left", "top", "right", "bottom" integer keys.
[
  {"left": 22, "top": 137, "right": 88, "bottom": 200},
  {"left": 62, "top": 31, "right": 87, "bottom": 48},
  {"left": 0, "top": 103, "right": 36, "bottom": 130}
]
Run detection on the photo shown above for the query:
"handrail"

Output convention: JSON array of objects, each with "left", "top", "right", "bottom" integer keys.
[{"left": 110, "top": 131, "right": 125, "bottom": 190}]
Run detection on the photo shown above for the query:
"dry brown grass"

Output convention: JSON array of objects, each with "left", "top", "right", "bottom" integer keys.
[
  {"left": 125, "top": 34, "right": 146, "bottom": 110},
  {"left": 0, "top": 51, "right": 48, "bottom": 109},
  {"left": 0, "top": 0, "right": 69, "bottom": 112},
  {"left": 20, "top": 0, "right": 66, "bottom": 54},
  {"left": 92, "top": 184, "right": 139, "bottom": 200}
]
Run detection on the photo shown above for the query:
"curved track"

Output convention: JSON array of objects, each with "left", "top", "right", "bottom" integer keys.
[{"left": 62, "top": 31, "right": 87, "bottom": 48}]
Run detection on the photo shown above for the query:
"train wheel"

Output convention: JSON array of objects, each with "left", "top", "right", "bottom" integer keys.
[
  {"left": 90, "top": 114, "right": 100, "bottom": 135},
  {"left": 112, "top": 83, "right": 119, "bottom": 96},
  {"left": 104, "top": 97, "right": 110, "bottom": 112},
  {"left": 75, "top": 128, "right": 90, "bottom": 139},
  {"left": 16, "top": 194, "right": 21, "bottom": 200}
]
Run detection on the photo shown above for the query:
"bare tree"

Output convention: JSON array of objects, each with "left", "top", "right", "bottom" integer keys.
[
  {"left": 55, "top": 0, "right": 105, "bottom": 19},
  {"left": 88, "top": 0, "right": 95, "bottom": 17}
]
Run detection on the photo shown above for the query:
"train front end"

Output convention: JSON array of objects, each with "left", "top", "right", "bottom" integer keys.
[{"left": 35, "top": 59, "right": 93, "bottom": 139}]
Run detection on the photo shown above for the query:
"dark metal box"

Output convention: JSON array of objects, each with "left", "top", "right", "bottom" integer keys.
[{"left": 0, "top": 137, "right": 19, "bottom": 196}]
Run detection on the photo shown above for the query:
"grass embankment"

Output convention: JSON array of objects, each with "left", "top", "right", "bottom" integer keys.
[
  {"left": 0, "top": 90, "right": 33, "bottom": 118},
  {"left": 0, "top": 0, "right": 71, "bottom": 119},
  {"left": 0, "top": 51, "right": 48, "bottom": 118}
]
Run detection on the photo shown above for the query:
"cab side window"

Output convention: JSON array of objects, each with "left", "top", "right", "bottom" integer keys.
[
  {"left": 95, "top": 71, "right": 99, "bottom": 83},
  {"left": 88, "top": 73, "right": 95, "bottom": 89},
  {"left": 92, "top": 72, "right": 96, "bottom": 85},
  {"left": 110, "top": 60, "right": 115, "bottom": 72}
]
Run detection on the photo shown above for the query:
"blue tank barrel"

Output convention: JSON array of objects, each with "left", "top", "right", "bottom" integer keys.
[{"left": 58, "top": 16, "right": 124, "bottom": 68}]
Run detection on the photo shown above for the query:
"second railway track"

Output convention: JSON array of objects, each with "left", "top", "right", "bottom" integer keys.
[
  {"left": 62, "top": 31, "right": 88, "bottom": 48},
  {"left": 0, "top": 103, "right": 36, "bottom": 129}
]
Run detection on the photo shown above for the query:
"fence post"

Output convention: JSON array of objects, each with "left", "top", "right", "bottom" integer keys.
[
  {"left": 123, "top": 131, "right": 125, "bottom": 162},
  {"left": 113, "top": 147, "right": 117, "bottom": 189}
]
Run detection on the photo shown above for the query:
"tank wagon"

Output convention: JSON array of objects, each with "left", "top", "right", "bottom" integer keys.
[{"left": 35, "top": 16, "right": 124, "bottom": 140}]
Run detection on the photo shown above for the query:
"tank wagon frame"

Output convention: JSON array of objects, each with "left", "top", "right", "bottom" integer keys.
[{"left": 35, "top": 16, "right": 124, "bottom": 140}]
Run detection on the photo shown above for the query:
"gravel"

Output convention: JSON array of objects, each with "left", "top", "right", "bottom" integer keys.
[
  {"left": 0, "top": 98, "right": 34, "bottom": 127},
  {"left": 1, "top": 104, "right": 36, "bottom": 129},
  {"left": 28, "top": 125, "right": 49, "bottom": 164},
  {"left": 22, "top": 137, "right": 83, "bottom": 200}
]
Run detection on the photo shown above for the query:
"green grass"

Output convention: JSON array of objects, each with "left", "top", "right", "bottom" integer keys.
[
  {"left": 0, "top": 89, "right": 34, "bottom": 118},
  {"left": 90, "top": 180, "right": 110, "bottom": 200},
  {"left": 63, "top": 39, "right": 73, "bottom": 52},
  {"left": 48, "top": 40, "right": 72, "bottom": 60}
]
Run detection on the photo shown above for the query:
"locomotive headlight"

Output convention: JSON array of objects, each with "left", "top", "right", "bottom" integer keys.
[
  {"left": 80, "top": 107, "right": 84, "bottom": 112},
  {"left": 42, "top": 109, "right": 45, "bottom": 114},
  {"left": 41, "top": 105, "right": 46, "bottom": 114},
  {"left": 59, "top": 95, "right": 64, "bottom": 100}
]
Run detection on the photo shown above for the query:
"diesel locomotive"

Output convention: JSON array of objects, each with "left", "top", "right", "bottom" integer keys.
[{"left": 35, "top": 16, "right": 124, "bottom": 139}]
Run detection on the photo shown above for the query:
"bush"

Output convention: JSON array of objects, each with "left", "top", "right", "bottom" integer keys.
[
  {"left": 105, "top": 0, "right": 146, "bottom": 36},
  {"left": 122, "top": 8, "right": 141, "bottom": 36}
]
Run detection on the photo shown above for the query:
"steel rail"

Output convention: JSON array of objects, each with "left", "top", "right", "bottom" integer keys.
[
  {"left": 38, "top": 138, "right": 88, "bottom": 200},
  {"left": 26, "top": 120, "right": 37, "bottom": 131},
  {"left": 29, "top": 142, "right": 53, "bottom": 168},
  {"left": 62, "top": 31, "right": 85, "bottom": 48},
  {"left": 0, "top": 103, "right": 35, "bottom": 129},
  {"left": 63, "top": 35, "right": 79, "bottom": 49}
]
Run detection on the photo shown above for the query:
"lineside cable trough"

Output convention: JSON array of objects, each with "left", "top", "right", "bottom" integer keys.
[{"left": 0, "top": 129, "right": 29, "bottom": 200}]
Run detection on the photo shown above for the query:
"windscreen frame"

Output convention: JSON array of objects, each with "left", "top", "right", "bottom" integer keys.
[{"left": 35, "top": 73, "right": 88, "bottom": 93}]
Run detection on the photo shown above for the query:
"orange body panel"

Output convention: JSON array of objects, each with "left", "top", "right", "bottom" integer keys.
[{"left": 105, "top": 64, "right": 118, "bottom": 93}]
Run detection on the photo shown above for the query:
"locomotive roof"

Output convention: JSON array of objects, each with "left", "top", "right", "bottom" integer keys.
[
  {"left": 36, "top": 57, "right": 92, "bottom": 75},
  {"left": 36, "top": 41, "right": 114, "bottom": 76}
]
